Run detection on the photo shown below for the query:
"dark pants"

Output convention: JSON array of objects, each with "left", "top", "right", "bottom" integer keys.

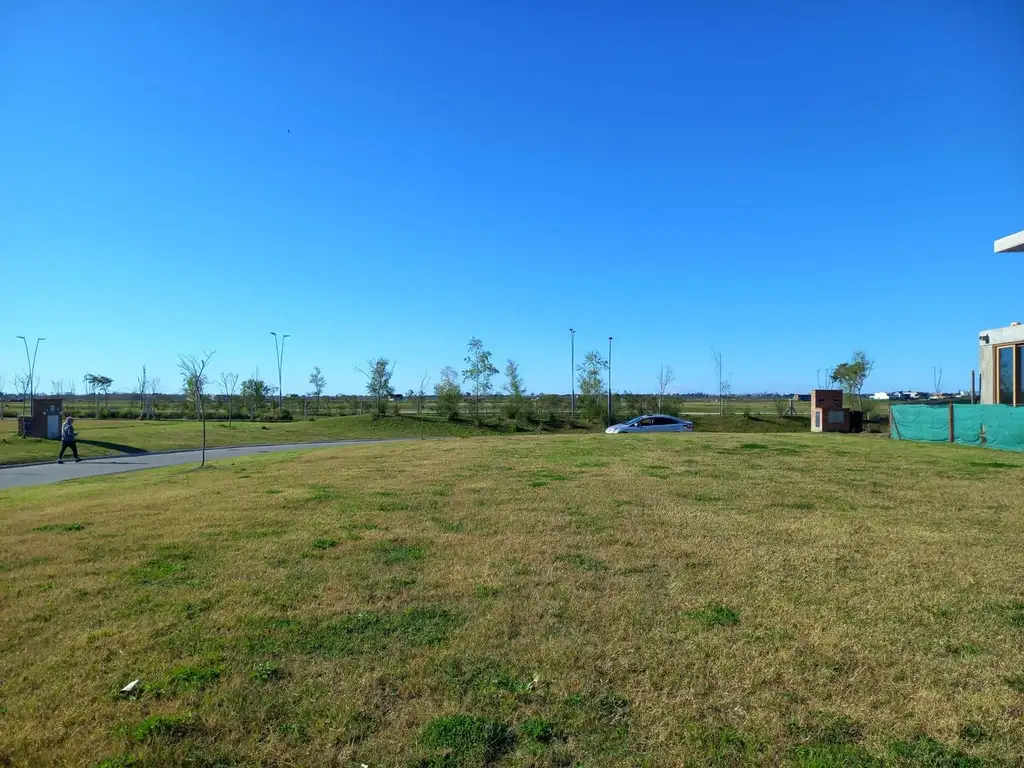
[{"left": 59, "top": 441, "right": 79, "bottom": 460}]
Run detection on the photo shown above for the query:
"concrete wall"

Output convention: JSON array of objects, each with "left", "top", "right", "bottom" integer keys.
[{"left": 979, "top": 325, "right": 1024, "bottom": 404}]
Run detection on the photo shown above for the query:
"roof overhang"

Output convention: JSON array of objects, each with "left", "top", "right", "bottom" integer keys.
[{"left": 995, "top": 230, "right": 1024, "bottom": 253}]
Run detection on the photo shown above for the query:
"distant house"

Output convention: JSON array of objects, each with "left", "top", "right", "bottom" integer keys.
[{"left": 871, "top": 392, "right": 890, "bottom": 400}]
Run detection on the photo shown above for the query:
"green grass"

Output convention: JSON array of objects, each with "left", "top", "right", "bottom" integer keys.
[
  {"left": 0, "top": 412, "right": 817, "bottom": 466},
  {"left": 2, "top": 434, "right": 1023, "bottom": 765},
  {"left": 0, "top": 414, "right": 501, "bottom": 466}
]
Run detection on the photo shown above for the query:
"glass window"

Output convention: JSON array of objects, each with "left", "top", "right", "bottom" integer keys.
[
  {"left": 999, "top": 346, "right": 1014, "bottom": 405},
  {"left": 653, "top": 417, "right": 676, "bottom": 426}
]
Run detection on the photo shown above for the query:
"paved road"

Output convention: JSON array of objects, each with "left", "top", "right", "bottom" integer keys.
[{"left": 0, "top": 440, "right": 409, "bottom": 491}]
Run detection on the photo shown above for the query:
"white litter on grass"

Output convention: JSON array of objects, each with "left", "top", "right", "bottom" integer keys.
[{"left": 120, "top": 679, "right": 140, "bottom": 695}]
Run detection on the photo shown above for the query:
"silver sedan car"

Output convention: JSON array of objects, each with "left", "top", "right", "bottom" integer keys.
[{"left": 605, "top": 414, "right": 695, "bottom": 434}]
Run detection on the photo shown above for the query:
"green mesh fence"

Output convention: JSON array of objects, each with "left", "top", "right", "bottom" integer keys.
[{"left": 891, "top": 404, "right": 1024, "bottom": 452}]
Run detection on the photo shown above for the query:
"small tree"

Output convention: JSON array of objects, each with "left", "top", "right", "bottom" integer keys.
[
  {"left": 462, "top": 338, "right": 498, "bottom": 423},
  {"left": 308, "top": 366, "right": 327, "bottom": 414},
  {"left": 656, "top": 364, "right": 676, "bottom": 411},
  {"left": 576, "top": 350, "right": 608, "bottom": 422},
  {"left": 219, "top": 372, "right": 239, "bottom": 425},
  {"left": 178, "top": 351, "right": 215, "bottom": 467},
  {"left": 0, "top": 373, "right": 5, "bottom": 420},
  {"left": 416, "top": 370, "right": 430, "bottom": 416},
  {"left": 357, "top": 358, "right": 395, "bottom": 415},
  {"left": 435, "top": 366, "right": 461, "bottom": 420},
  {"left": 135, "top": 367, "right": 147, "bottom": 418},
  {"left": 831, "top": 351, "right": 875, "bottom": 410},
  {"left": 502, "top": 359, "right": 527, "bottom": 420},
  {"left": 241, "top": 373, "right": 270, "bottom": 420},
  {"left": 83, "top": 374, "right": 112, "bottom": 418}
]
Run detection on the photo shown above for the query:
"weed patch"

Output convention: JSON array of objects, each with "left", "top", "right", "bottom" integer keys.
[
  {"left": 557, "top": 553, "right": 608, "bottom": 572},
  {"left": 126, "top": 547, "right": 195, "bottom": 586},
  {"left": 249, "top": 606, "right": 462, "bottom": 658},
  {"left": 887, "top": 735, "right": 985, "bottom": 767},
  {"left": 32, "top": 522, "right": 86, "bottom": 532},
  {"left": 375, "top": 540, "right": 425, "bottom": 564},
  {"left": 684, "top": 603, "right": 740, "bottom": 628},
  {"left": 127, "top": 713, "right": 195, "bottom": 742},
  {"left": 419, "top": 714, "right": 514, "bottom": 766},
  {"left": 311, "top": 538, "right": 338, "bottom": 550}
]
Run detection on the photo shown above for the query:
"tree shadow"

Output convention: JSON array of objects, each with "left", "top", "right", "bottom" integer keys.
[{"left": 79, "top": 439, "right": 148, "bottom": 455}]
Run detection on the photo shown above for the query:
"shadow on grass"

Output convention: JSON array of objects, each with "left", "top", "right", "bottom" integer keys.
[{"left": 79, "top": 439, "right": 148, "bottom": 455}]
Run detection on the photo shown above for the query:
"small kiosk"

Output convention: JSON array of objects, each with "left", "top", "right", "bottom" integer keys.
[{"left": 18, "top": 398, "right": 64, "bottom": 439}]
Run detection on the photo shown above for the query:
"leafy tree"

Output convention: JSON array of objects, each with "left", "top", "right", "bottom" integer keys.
[
  {"left": 358, "top": 358, "right": 395, "bottom": 415},
  {"left": 462, "top": 338, "right": 498, "bottom": 422},
  {"left": 831, "top": 350, "right": 875, "bottom": 409},
  {"left": 576, "top": 350, "right": 607, "bottom": 422},
  {"left": 308, "top": 366, "right": 327, "bottom": 413},
  {"left": 241, "top": 373, "right": 270, "bottom": 419},
  {"left": 502, "top": 359, "right": 527, "bottom": 419},
  {"left": 435, "top": 366, "right": 461, "bottom": 420},
  {"left": 178, "top": 351, "right": 215, "bottom": 467},
  {"left": 83, "top": 374, "right": 113, "bottom": 417}
]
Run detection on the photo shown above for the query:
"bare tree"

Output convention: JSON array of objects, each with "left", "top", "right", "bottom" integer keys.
[
  {"left": 0, "top": 373, "right": 6, "bottom": 420},
  {"left": 933, "top": 366, "right": 943, "bottom": 394},
  {"left": 178, "top": 351, "right": 215, "bottom": 467},
  {"left": 711, "top": 350, "right": 726, "bottom": 416},
  {"left": 149, "top": 376, "right": 160, "bottom": 417},
  {"left": 14, "top": 373, "right": 29, "bottom": 416},
  {"left": 656, "top": 364, "right": 676, "bottom": 412},
  {"left": 416, "top": 369, "right": 430, "bottom": 416},
  {"left": 219, "top": 372, "right": 239, "bottom": 426},
  {"left": 136, "top": 366, "right": 149, "bottom": 419},
  {"left": 51, "top": 380, "right": 64, "bottom": 398}
]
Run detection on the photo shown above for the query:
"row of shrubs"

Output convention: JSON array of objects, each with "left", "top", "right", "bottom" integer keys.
[{"left": 61, "top": 407, "right": 296, "bottom": 422}]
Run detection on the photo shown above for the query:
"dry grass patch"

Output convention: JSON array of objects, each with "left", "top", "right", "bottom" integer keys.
[{"left": 1, "top": 434, "right": 1024, "bottom": 765}]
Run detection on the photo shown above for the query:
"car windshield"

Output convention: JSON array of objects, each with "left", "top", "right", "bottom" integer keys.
[{"left": 623, "top": 417, "right": 644, "bottom": 425}]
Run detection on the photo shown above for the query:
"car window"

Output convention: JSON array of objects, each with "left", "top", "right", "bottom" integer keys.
[
  {"left": 652, "top": 417, "right": 677, "bottom": 426},
  {"left": 637, "top": 418, "right": 654, "bottom": 427}
]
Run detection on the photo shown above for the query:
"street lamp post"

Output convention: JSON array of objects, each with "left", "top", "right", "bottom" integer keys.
[
  {"left": 607, "top": 336, "right": 613, "bottom": 426},
  {"left": 16, "top": 336, "right": 45, "bottom": 412},
  {"left": 270, "top": 332, "right": 290, "bottom": 410},
  {"left": 569, "top": 328, "right": 575, "bottom": 421}
]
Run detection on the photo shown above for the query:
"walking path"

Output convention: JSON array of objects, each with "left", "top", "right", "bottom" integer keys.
[{"left": 0, "top": 439, "right": 409, "bottom": 490}]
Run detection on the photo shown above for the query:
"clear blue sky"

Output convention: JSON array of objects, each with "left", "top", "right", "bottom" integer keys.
[{"left": 3, "top": 1, "right": 1022, "bottom": 396}]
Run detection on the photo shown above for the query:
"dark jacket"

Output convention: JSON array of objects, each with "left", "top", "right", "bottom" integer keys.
[{"left": 62, "top": 422, "right": 76, "bottom": 442}]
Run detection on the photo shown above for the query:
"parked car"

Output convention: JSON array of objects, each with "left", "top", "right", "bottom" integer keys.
[{"left": 605, "top": 414, "right": 695, "bottom": 434}]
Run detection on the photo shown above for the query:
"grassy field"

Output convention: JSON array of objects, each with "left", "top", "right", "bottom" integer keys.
[
  {"left": 0, "top": 413, "right": 810, "bottom": 466},
  {"left": 2, "top": 434, "right": 1022, "bottom": 766}
]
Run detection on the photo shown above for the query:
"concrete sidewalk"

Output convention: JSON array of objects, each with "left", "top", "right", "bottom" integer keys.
[{"left": 0, "top": 439, "right": 409, "bottom": 490}]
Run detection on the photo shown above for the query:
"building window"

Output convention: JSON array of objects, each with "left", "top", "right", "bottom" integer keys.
[{"left": 995, "top": 345, "right": 1024, "bottom": 405}]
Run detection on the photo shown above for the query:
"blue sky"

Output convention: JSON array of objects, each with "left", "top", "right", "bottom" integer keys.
[{"left": 3, "top": 1, "right": 1022, "bottom": 397}]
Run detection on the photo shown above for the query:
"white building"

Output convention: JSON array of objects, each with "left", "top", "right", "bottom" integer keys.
[
  {"left": 977, "top": 230, "right": 1024, "bottom": 405},
  {"left": 871, "top": 392, "right": 890, "bottom": 400}
]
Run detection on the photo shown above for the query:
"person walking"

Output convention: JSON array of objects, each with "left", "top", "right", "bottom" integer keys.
[{"left": 57, "top": 416, "right": 81, "bottom": 464}]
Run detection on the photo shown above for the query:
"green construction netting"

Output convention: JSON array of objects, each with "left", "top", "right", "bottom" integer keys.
[{"left": 891, "top": 404, "right": 1024, "bottom": 452}]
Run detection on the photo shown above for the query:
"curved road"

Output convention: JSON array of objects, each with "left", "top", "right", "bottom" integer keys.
[{"left": 0, "top": 440, "right": 411, "bottom": 491}]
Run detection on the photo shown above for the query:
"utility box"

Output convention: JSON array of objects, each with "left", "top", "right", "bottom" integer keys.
[
  {"left": 810, "top": 389, "right": 850, "bottom": 433},
  {"left": 18, "top": 398, "right": 63, "bottom": 438}
]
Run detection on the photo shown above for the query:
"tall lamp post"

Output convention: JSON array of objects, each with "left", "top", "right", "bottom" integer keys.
[
  {"left": 16, "top": 336, "right": 45, "bottom": 412},
  {"left": 607, "top": 336, "right": 613, "bottom": 426},
  {"left": 569, "top": 328, "right": 576, "bottom": 421},
  {"left": 270, "top": 332, "right": 290, "bottom": 410}
]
